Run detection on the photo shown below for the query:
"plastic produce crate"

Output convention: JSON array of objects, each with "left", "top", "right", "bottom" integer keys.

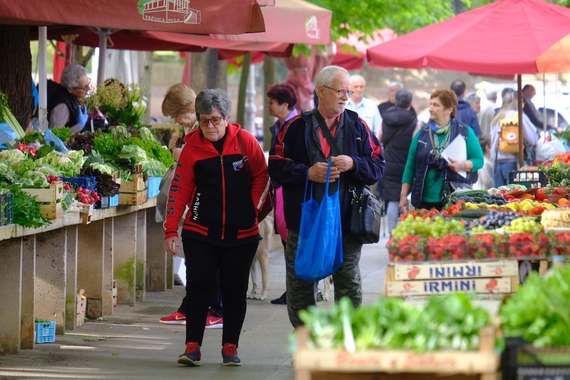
[
  {"left": 61, "top": 176, "right": 97, "bottom": 192},
  {"left": 95, "top": 194, "right": 118, "bottom": 209},
  {"left": 508, "top": 171, "right": 547, "bottom": 189},
  {"left": 147, "top": 176, "right": 161, "bottom": 199},
  {"left": 501, "top": 337, "right": 570, "bottom": 380},
  {"left": 0, "top": 191, "right": 14, "bottom": 226},
  {"left": 35, "top": 321, "right": 56, "bottom": 343}
]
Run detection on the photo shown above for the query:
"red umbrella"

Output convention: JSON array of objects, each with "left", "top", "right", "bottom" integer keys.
[
  {"left": 211, "top": 0, "right": 332, "bottom": 45},
  {"left": 366, "top": 0, "right": 570, "bottom": 75},
  {"left": 1, "top": 0, "right": 265, "bottom": 35},
  {"left": 366, "top": 0, "right": 570, "bottom": 166}
]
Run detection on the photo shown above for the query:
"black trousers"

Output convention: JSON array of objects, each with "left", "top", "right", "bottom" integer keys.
[{"left": 182, "top": 237, "right": 257, "bottom": 347}]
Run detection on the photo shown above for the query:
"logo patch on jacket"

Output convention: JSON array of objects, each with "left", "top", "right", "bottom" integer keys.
[{"left": 233, "top": 159, "right": 245, "bottom": 171}]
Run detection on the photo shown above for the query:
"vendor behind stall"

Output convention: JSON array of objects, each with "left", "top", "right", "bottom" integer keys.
[{"left": 47, "top": 64, "right": 90, "bottom": 133}]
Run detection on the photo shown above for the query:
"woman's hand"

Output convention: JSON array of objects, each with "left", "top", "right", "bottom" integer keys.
[
  {"left": 165, "top": 237, "right": 179, "bottom": 256},
  {"left": 399, "top": 195, "right": 409, "bottom": 214},
  {"left": 448, "top": 157, "right": 469, "bottom": 173}
]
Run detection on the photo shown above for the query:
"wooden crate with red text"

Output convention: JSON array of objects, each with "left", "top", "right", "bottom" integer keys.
[{"left": 383, "top": 260, "right": 519, "bottom": 297}]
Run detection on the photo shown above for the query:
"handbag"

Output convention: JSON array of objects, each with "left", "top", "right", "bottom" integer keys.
[
  {"left": 237, "top": 129, "right": 275, "bottom": 222},
  {"left": 295, "top": 159, "right": 344, "bottom": 282},
  {"left": 155, "top": 165, "right": 176, "bottom": 223},
  {"left": 349, "top": 185, "right": 382, "bottom": 244}
]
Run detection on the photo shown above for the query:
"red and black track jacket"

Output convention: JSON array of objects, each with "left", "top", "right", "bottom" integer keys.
[{"left": 164, "top": 123, "right": 270, "bottom": 247}]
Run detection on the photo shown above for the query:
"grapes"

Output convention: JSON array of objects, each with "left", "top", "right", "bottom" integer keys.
[
  {"left": 502, "top": 216, "right": 543, "bottom": 233},
  {"left": 392, "top": 214, "right": 465, "bottom": 239}
]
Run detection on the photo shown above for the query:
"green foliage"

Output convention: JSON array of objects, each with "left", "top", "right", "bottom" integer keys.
[{"left": 307, "top": 0, "right": 466, "bottom": 41}]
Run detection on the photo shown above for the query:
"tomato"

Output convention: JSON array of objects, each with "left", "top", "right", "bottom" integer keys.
[{"left": 535, "top": 188, "right": 547, "bottom": 202}]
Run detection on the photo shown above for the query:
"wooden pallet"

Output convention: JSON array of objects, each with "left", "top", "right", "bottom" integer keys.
[
  {"left": 383, "top": 260, "right": 519, "bottom": 297},
  {"left": 294, "top": 327, "right": 499, "bottom": 380}
]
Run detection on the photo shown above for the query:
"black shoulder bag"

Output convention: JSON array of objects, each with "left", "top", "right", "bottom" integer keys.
[
  {"left": 314, "top": 110, "right": 381, "bottom": 244},
  {"left": 427, "top": 127, "right": 472, "bottom": 201}
]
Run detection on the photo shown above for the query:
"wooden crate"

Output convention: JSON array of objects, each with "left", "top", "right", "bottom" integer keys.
[
  {"left": 119, "top": 189, "right": 148, "bottom": 205},
  {"left": 119, "top": 173, "right": 148, "bottom": 205},
  {"left": 384, "top": 260, "right": 519, "bottom": 297},
  {"left": 22, "top": 182, "right": 63, "bottom": 219},
  {"left": 120, "top": 173, "right": 145, "bottom": 193},
  {"left": 294, "top": 327, "right": 499, "bottom": 380}
]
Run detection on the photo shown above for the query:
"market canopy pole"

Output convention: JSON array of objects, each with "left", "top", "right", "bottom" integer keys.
[{"left": 38, "top": 26, "right": 48, "bottom": 131}]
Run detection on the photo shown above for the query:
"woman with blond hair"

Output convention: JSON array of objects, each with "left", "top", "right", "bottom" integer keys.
[{"left": 489, "top": 91, "right": 539, "bottom": 187}]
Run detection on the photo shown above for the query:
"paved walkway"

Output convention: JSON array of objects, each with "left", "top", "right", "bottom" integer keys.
[{"left": 0, "top": 235, "right": 390, "bottom": 380}]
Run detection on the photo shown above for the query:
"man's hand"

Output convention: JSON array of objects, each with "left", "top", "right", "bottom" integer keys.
[
  {"left": 308, "top": 162, "right": 340, "bottom": 183},
  {"left": 332, "top": 155, "right": 354, "bottom": 173}
]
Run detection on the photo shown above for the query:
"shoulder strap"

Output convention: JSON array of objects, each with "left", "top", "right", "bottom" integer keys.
[
  {"left": 383, "top": 125, "right": 406, "bottom": 149},
  {"left": 313, "top": 109, "right": 342, "bottom": 156}
]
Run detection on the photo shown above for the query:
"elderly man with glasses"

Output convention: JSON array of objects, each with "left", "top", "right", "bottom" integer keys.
[
  {"left": 47, "top": 63, "right": 91, "bottom": 132},
  {"left": 268, "top": 65, "right": 385, "bottom": 328}
]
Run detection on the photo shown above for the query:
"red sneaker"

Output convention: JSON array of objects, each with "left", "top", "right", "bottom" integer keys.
[
  {"left": 160, "top": 311, "right": 186, "bottom": 325},
  {"left": 205, "top": 309, "right": 223, "bottom": 329}
]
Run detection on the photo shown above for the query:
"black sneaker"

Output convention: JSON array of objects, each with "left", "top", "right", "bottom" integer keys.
[
  {"left": 222, "top": 343, "right": 241, "bottom": 366},
  {"left": 177, "top": 342, "right": 201, "bottom": 366},
  {"left": 270, "top": 292, "right": 286, "bottom": 305}
]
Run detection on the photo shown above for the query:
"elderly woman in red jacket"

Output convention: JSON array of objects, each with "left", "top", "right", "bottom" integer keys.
[{"left": 164, "top": 89, "right": 270, "bottom": 367}]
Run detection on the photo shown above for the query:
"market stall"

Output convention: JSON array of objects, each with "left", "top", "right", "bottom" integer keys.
[{"left": 0, "top": 86, "right": 177, "bottom": 354}]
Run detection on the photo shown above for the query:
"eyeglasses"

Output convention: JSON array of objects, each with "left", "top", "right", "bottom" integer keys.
[
  {"left": 73, "top": 78, "right": 91, "bottom": 92},
  {"left": 199, "top": 116, "right": 224, "bottom": 128},
  {"left": 323, "top": 85, "right": 354, "bottom": 98}
]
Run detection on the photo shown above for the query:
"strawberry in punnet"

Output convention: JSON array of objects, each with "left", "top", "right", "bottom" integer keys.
[
  {"left": 548, "top": 231, "right": 570, "bottom": 256},
  {"left": 427, "top": 234, "right": 467, "bottom": 261}
]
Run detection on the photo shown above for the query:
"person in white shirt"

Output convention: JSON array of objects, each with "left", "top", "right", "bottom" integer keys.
[{"left": 346, "top": 75, "right": 382, "bottom": 137}]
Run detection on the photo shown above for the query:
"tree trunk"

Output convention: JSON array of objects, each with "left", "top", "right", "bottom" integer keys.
[
  {"left": 0, "top": 25, "right": 33, "bottom": 130},
  {"left": 263, "top": 56, "right": 276, "bottom": 151},
  {"left": 190, "top": 48, "right": 227, "bottom": 93},
  {"left": 236, "top": 52, "right": 252, "bottom": 128}
]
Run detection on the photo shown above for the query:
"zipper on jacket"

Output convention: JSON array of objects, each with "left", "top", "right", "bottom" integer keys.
[{"left": 220, "top": 155, "right": 226, "bottom": 239}]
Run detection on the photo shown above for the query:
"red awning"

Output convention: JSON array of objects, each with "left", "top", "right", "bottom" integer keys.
[
  {"left": 211, "top": 0, "right": 332, "bottom": 45},
  {"left": 366, "top": 0, "right": 570, "bottom": 75},
  {"left": 0, "top": 0, "right": 265, "bottom": 35}
]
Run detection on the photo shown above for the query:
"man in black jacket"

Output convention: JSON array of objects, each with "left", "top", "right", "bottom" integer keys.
[
  {"left": 268, "top": 65, "right": 384, "bottom": 328},
  {"left": 380, "top": 88, "right": 419, "bottom": 235}
]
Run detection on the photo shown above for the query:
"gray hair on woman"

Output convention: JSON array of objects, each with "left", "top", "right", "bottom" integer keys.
[
  {"left": 315, "top": 65, "right": 350, "bottom": 88},
  {"left": 395, "top": 88, "right": 413, "bottom": 108},
  {"left": 195, "top": 89, "right": 232, "bottom": 119},
  {"left": 464, "top": 92, "right": 481, "bottom": 107},
  {"left": 60, "top": 63, "right": 87, "bottom": 89}
]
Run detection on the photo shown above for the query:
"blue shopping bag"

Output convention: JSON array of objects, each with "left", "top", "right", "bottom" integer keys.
[{"left": 295, "top": 159, "right": 343, "bottom": 282}]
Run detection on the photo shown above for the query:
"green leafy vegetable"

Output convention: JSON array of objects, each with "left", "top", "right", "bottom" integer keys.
[{"left": 501, "top": 266, "right": 570, "bottom": 347}]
